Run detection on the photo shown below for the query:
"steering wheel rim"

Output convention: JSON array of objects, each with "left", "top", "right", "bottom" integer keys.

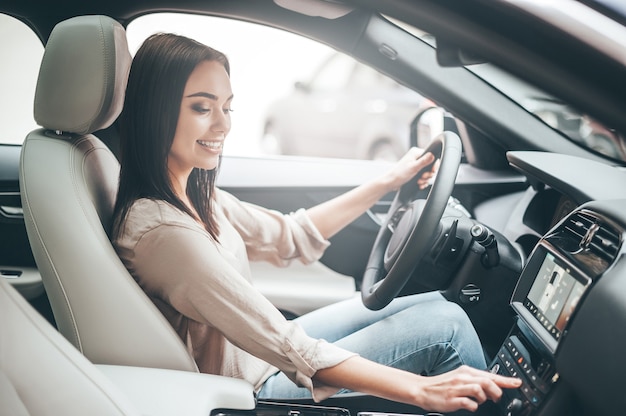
[{"left": 361, "top": 131, "right": 463, "bottom": 310}]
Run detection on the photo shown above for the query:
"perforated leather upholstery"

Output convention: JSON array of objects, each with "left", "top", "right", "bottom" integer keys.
[{"left": 19, "top": 15, "right": 198, "bottom": 372}]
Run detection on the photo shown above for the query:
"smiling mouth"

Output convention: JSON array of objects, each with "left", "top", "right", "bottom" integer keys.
[{"left": 197, "top": 140, "right": 223, "bottom": 151}]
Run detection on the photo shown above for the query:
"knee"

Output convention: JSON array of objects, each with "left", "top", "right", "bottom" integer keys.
[
  {"left": 436, "top": 301, "right": 475, "bottom": 335},
  {"left": 436, "top": 301, "right": 486, "bottom": 368},
  {"left": 401, "top": 299, "right": 479, "bottom": 348}
]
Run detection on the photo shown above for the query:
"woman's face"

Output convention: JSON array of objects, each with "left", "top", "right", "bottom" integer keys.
[{"left": 168, "top": 60, "right": 233, "bottom": 180}]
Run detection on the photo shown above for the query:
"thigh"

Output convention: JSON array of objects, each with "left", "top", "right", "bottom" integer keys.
[
  {"left": 331, "top": 299, "right": 486, "bottom": 376},
  {"left": 294, "top": 291, "right": 445, "bottom": 342}
]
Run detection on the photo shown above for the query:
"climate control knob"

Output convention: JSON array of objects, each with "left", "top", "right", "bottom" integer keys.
[{"left": 505, "top": 398, "right": 524, "bottom": 416}]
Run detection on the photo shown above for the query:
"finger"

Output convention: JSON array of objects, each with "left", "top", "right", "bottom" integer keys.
[
  {"left": 433, "top": 159, "right": 441, "bottom": 171},
  {"left": 462, "top": 382, "right": 489, "bottom": 405},
  {"left": 417, "top": 180, "right": 431, "bottom": 190},
  {"left": 414, "top": 154, "right": 435, "bottom": 180},
  {"left": 446, "top": 397, "right": 479, "bottom": 413},
  {"left": 493, "top": 375, "right": 523, "bottom": 389},
  {"left": 417, "top": 152, "right": 435, "bottom": 166},
  {"left": 417, "top": 171, "right": 436, "bottom": 189},
  {"left": 463, "top": 366, "right": 522, "bottom": 389},
  {"left": 477, "top": 378, "right": 504, "bottom": 403},
  {"left": 466, "top": 367, "right": 522, "bottom": 389},
  {"left": 461, "top": 369, "right": 521, "bottom": 401},
  {"left": 417, "top": 176, "right": 432, "bottom": 186},
  {"left": 477, "top": 378, "right": 522, "bottom": 406}
]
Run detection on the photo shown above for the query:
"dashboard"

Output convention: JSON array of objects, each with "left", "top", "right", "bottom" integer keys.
[
  {"left": 475, "top": 151, "right": 626, "bottom": 258},
  {"left": 483, "top": 151, "right": 626, "bottom": 416}
]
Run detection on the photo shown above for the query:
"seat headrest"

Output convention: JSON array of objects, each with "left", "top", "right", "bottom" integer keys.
[{"left": 34, "top": 15, "right": 131, "bottom": 135}]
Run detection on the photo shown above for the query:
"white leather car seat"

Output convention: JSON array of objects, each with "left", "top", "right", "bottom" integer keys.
[
  {"left": 0, "top": 277, "right": 140, "bottom": 416},
  {"left": 19, "top": 15, "right": 198, "bottom": 372},
  {"left": 0, "top": 276, "right": 255, "bottom": 416}
]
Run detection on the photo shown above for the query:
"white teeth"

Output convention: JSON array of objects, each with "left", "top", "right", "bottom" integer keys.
[{"left": 197, "top": 140, "right": 222, "bottom": 150}]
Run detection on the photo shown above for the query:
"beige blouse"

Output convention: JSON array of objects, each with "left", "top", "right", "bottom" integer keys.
[{"left": 113, "top": 189, "right": 356, "bottom": 401}]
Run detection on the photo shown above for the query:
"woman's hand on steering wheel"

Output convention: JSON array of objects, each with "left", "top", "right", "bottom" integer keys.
[{"left": 382, "top": 147, "right": 437, "bottom": 192}]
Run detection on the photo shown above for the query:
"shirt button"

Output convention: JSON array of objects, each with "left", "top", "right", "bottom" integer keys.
[{"left": 284, "top": 344, "right": 292, "bottom": 352}]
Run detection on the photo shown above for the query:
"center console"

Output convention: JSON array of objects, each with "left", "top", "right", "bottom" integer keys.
[{"left": 488, "top": 209, "right": 621, "bottom": 416}]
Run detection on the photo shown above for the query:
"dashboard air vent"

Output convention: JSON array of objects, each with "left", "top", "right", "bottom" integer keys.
[{"left": 563, "top": 211, "right": 621, "bottom": 262}]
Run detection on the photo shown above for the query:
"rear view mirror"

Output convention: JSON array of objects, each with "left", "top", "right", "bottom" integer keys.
[
  {"left": 411, "top": 107, "right": 445, "bottom": 149},
  {"left": 436, "top": 39, "right": 486, "bottom": 67}
]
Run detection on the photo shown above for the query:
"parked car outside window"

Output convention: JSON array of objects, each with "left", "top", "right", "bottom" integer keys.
[{"left": 260, "top": 52, "right": 432, "bottom": 161}]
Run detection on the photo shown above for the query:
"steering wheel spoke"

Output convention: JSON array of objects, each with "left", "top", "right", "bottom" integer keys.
[{"left": 386, "top": 204, "right": 409, "bottom": 233}]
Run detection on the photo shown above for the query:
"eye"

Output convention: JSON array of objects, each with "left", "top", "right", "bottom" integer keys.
[
  {"left": 192, "top": 104, "right": 210, "bottom": 114},
  {"left": 223, "top": 108, "right": 234, "bottom": 115}
]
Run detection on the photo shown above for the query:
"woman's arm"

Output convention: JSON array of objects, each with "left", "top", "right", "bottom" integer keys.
[
  {"left": 314, "top": 356, "right": 521, "bottom": 413},
  {"left": 306, "top": 148, "right": 435, "bottom": 239}
]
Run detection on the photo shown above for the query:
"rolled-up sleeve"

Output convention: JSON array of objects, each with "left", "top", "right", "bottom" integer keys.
[
  {"left": 216, "top": 190, "right": 330, "bottom": 266},
  {"left": 130, "top": 219, "right": 355, "bottom": 401}
]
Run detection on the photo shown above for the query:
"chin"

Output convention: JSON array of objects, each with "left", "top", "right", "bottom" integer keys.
[{"left": 198, "top": 159, "right": 220, "bottom": 171}]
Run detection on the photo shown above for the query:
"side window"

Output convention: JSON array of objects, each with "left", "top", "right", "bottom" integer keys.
[
  {"left": 127, "top": 13, "right": 427, "bottom": 161},
  {"left": 0, "top": 14, "right": 44, "bottom": 145},
  {"left": 307, "top": 54, "right": 354, "bottom": 92},
  {"left": 351, "top": 63, "right": 402, "bottom": 91}
]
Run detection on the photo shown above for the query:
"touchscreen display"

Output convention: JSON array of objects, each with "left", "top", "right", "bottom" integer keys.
[{"left": 524, "top": 252, "right": 586, "bottom": 341}]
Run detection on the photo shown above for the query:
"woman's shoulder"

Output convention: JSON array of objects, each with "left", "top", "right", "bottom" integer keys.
[
  {"left": 121, "top": 198, "right": 199, "bottom": 238},
  {"left": 213, "top": 187, "right": 236, "bottom": 207},
  {"left": 213, "top": 187, "right": 260, "bottom": 216},
  {"left": 128, "top": 198, "right": 182, "bottom": 220}
]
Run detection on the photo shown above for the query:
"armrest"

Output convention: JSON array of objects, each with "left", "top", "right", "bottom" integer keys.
[{"left": 96, "top": 365, "right": 256, "bottom": 416}]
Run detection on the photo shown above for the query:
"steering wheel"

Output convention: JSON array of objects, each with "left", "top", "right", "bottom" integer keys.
[{"left": 361, "top": 131, "right": 463, "bottom": 310}]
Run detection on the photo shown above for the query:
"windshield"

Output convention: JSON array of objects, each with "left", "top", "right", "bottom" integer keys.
[
  {"left": 389, "top": 9, "right": 626, "bottom": 163},
  {"left": 470, "top": 64, "right": 626, "bottom": 162}
]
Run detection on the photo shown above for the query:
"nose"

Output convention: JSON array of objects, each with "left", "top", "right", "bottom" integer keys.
[{"left": 211, "top": 109, "right": 231, "bottom": 134}]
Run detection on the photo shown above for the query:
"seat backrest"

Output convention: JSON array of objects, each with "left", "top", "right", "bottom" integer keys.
[
  {"left": 19, "top": 15, "right": 198, "bottom": 372},
  {"left": 0, "top": 277, "right": 140, "bottom": 416}
]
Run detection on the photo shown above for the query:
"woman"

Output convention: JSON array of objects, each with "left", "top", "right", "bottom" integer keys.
[{"left": 112, "top": 33, "right": 520, "bottom": 413}]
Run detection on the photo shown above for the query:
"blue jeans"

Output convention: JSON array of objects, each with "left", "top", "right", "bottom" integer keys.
[{"left": 257, "top": 291, "right": 486, "bottom": 399}]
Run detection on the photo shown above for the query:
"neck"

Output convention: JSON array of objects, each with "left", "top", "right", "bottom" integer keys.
[
  {"left": 169, "top": 171, "right": 197, "bottom": 215},
  {"left": 168, "top": 168, "right": 189, "bottom": 198},
  {"left": 167, "top": 167, "right": 206, "bottom": 224}
]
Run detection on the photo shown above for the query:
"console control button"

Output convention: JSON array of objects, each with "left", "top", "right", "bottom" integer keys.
[{"left": 505, "top": 398, "right": 524, "bottom": 416}]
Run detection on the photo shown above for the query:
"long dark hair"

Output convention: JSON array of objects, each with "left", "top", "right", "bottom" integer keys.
[{"left": 113, "top": 33, "right": 230, "bottom": 240}]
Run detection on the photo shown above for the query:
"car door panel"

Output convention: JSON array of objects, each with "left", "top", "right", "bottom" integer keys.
[{"left": 0, "top": 145, "right": 36, "bottom": 269}]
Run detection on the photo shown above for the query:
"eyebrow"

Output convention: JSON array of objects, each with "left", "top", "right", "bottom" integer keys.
[{"left": 186, "top": 92, "right": 234, "bottom": 101}]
